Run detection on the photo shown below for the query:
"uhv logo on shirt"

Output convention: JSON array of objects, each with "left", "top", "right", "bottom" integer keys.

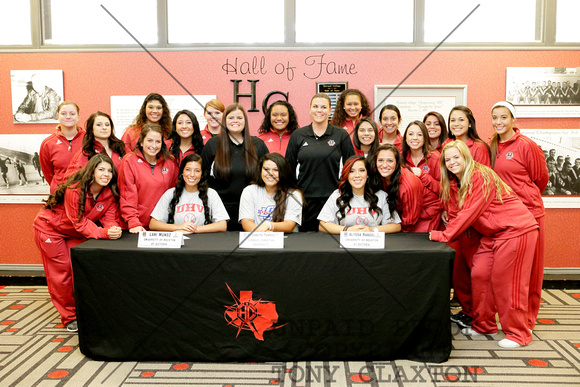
[{"left": 257, "top": 205, "right": 274, "bottom": 220}]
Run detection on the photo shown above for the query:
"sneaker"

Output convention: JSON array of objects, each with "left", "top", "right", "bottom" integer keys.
[
  {"left": 498, "top": 338, "right": 522, "bottom": 348},
  {"left": 66, "top": 320, "right": 78, "bottom": 332},
  {"left": 450, "top": 311, "right": 472, "bottom": 329},
  {"left": 461, "top": 327, "right": 497, "bottom": 336}
]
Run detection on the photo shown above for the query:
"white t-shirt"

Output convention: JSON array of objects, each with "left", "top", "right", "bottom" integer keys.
[
  {"left": 150, "top": 187, "right": 230, "bottom": 226},
  {"left": 317, "top": 189, "right": 401, "bottom": 227},
  {"left": 238, "top": 184, "right": 302, "bottom": 225}
]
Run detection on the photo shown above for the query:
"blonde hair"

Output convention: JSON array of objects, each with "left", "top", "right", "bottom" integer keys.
[{"left": 439, "top": 141, "right": 513, "bottom": 209}]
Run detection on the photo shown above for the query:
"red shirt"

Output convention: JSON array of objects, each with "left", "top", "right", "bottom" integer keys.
[
  {"left": 258, "top": 129, "right": 293, "bottom": 155},
  {"left": 34, "top": 184, "right": 119, "bottom": 239},
  {"left": 39, "top": 126, "right": 86, "bottom": 193},
  {"left": 492, "top": 128, "right": 549, "bottom": 218},
  {"left": 200, "top": 125, "right": 218, "bottom": 145},
  {"left": 383, "top": 167, "right": 423, "bottom": 231},
  {"left": 443, "top": 138, "right": 490, "bottom": 166},
  {"left": 118, "top": 151, "right": 178, "bottom": 229},
  {"left": 121, "top": 125, "right": 142, "bottom": 152},
  {"left": 379, "top": 130, "right": 403, "bottom": 153},
  {"left": 430, "top": 169, "right": 538, "bottom": 243},
  {"left": 65, "top": 142, "right": 126, "bottom": 178}
]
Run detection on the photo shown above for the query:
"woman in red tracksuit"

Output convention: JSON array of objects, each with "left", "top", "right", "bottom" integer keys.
[
  {"left": 401, "top": 120, "right": 442, "bottom": 232},
  {"left": 118, "top": 124, "right": 178, "bottom": 233},
  {"left": 489, "top": 101, "right": 549, "bottom": 331},
  {"left": 33, "top": 154, "right": 122, "bottom": 332},
  {"left": 66, "top": 111, "right": 127, "bottom": 177},
  {"left": 443, "top": 105, "right": 491, "bottom": 329},
  {"left": 40, "top": 101, "right": 85, "bottom": 193},
  {"left": 430, "top": 141, "right": 538, "bottom": 348},
  {"left": 368, "top": 144, "right": 423, "bottom": 232}
]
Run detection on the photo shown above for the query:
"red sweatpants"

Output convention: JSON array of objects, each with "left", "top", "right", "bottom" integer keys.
[
  {"left": 450, "top": 229, "right": 481, "bottom": 316},
  {"left": 528, "top": 216, "right": 545, "bottom": 329},
  {"left": 471, "top": 230, "right": 538, "bottom": 346},
  {"left": 34, "top": 228, "right": 82, "bottom": 325}
]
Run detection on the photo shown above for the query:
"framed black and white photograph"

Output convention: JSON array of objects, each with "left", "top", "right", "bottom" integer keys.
[
  {"left": 0, "top": 134, "right": 51, "bottom": 203},
  {"left": 11, "top": 70, "right": 64, "bottom": 124},
  {"left": 506, "top": 67, "right": 580, "bottom": 118},
  {"left": 520, "top": 129, "right": 580, "bottom": 208}
]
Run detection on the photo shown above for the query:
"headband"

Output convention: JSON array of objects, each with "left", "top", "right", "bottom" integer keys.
[{"left": 491, "top": 101, "right": 516, "bottom": 119}]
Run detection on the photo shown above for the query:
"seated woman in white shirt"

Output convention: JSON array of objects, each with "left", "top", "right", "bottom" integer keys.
[
  {"left": 149, "top": 153, "right": 229, "bottom": 233},
  {"left": 239, "top": 153, "right": 303, "bottom": 232},
  {"left": 318, "top": 155, "right": 402, "bottom": 234}
]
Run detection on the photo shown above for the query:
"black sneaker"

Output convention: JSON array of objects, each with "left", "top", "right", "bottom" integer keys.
[
  {"left": 450, "top": 311, "right": 472, "bottom": 329},
  {"left": 66, "top": 320, "right": 78, "bottom": 332}
]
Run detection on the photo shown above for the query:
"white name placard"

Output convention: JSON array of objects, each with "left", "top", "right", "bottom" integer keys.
[
  {"left": 239, "top": 232, "right": 284, "bottom": 249},
  {"left": 138, "top": 231, "right": 184, "bottom": 249},
  {"left": 340, "top": 231, "right": 385, "bottom": 249}
]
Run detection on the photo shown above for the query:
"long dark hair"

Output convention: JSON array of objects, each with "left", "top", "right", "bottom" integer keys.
[
  {"left": 135, "top": 124, "right": 171, "bottom": 162},
  {"left": 402, "top": 120, "right": 434, "bottom": 161},
  {"left": 258, "top": 100, "right": 299, "bottom": 135},
  {"left": 253, "top": 153, "right": 302, "bottom": 222},
  {"left": 336, "top": 155, "right": 381, "bottom": 222},
  {"left": 423, "top": 111, "right": 448, "bottom": 147},
  {"left": 167, "top": 153, "right": 211, "bottom": 225},
  {"left": 169, "top": 110, "right": 204, "bottom": 159},
  {"left": 44, "top": 154, "right": 119, "bottom": 221},
  {"left": 82, "top": 112, "right": 126, "bottom": 159},
  {"left": 330, "top": 89, "right": 372, "bottom": 127},
  {"left": 448, "top": 105, "right": 491, "bottom": 155},
  {"left": 368, "top": 144, "right": 401, "bottom": 216},
  {"left": 214, "top": 103, "right": 258, "bottom": 181},
  {"left": 132, "top": 93, "right": 172, "bottom": 139},
  {"left": 352, "top": 117, "right": 380, "bottom": 156}
]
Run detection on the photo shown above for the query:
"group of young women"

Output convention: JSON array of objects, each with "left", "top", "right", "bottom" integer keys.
[{"left": 34, "top": 90, "right": 548, "bottom": 350}]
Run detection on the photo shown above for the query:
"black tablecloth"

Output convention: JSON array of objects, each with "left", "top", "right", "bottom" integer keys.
[{"left": 71, "top": 231, "right": 454, "bottom": 363}]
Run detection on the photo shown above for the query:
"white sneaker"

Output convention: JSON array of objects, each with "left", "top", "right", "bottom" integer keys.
[
  {"left": 461, "top": 327, "right": 497, "bottom": 336},
  {"left": 498, "top": 338, "right": 522, "bottom": 348}
]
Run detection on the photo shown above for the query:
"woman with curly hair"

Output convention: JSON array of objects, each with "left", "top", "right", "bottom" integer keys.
[
  {"left": 330, "top": 89, "right": 372, "bottom": 139},
  {"left": 66, "top": 111, "right": 127, "bottom": 176},
  {"left": 430, "top": 141, "right": 538, "bottom": 348},
  {"left": 258, "top": 101, "right": 299, "bottom": 155},
  {"left": 149, "top": 153, "right": 228, "bottom": 233},
  {"left": 239, "top": 153, "right": 303, "bottom": 233},
  {"left": 121, "top": 93, "right": 172, "bottom": 151},
  {"left": 33, "top": 154, "right": 122, "bottom": 332},
  {"left": 318, "top": 155, "right": 401, "bottom": 234},
  {"left": 168, "top": 109, "right": 204, "bottom": 166}
]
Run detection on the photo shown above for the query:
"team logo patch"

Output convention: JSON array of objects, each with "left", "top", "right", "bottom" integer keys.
[
  {"left": 422, "top": 165, "right": 430, "bottom": 173},
  {"left": 328, "top": 140, "right": 336, "bottom": 147},
  {"left": 162, "top": 167, "right": 169, "bottom": 174},
  {"left": 56, "top": 139, "right": 62, "bottom": 145},
  {"left": 506, "top": 152, "right": 514, "bottom": 159},
  {"left": 224, "top": 283, "right": 285, "bottom": 341},
  {"left": 257, "top": 205, "right": 274, "bottom": 220},
  {"left": 96, "top": 204, "right": 104, "bottom": 211},
  {"left": 183, "top": 213, "right": 197, "bottom": 223}
]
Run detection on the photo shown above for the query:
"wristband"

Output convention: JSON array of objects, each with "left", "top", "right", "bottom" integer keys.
[
  {"left": 270, "top": 221, "right": 275, "bottom": 231},
  {"left": 343, "top": 226, "right": 349, "bottom": 232}
]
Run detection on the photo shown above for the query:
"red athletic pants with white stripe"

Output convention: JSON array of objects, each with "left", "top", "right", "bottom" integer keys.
[
  {"left": 471, "top": 230, "right": 538, "bottom": 346},
  {"left": 34, "top": 229, "right": 82, "bottom": 325},
  {"left": 450, "top": 230, "right": 481, "bottom": 317}
]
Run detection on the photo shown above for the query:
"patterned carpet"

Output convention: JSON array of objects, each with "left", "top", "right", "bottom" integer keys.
[{"left": 0, "top": 286, "right": 579, "bottom": 386}]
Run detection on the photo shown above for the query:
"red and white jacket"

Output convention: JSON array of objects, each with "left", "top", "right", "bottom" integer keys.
[
  {"left": 118, "top": 151, "right": 178, "bottom": 229},
  {"left": 65, "top": 142, "right": 126, "bottom": 178},
  {"left": 258, "top": 129, "right": 293, "bottom": 155},
  {"left": 492, "top": 128, "right": 549, "bottom": 218},
  {"left": 383, "top": 167, "right": 424, "bottom": 232},
  {"left": 443, "top": 138, "right": 490, "bottom": 166},
  {"left": 33, "top": 184, "right": 119, "bottom": 239},
  {"left": 40, "top": 127, "right": 86, "bottom": 193}
]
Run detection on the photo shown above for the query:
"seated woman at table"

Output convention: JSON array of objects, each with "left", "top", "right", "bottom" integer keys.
[
  {"left": 430, "top": 141, "right": 538, "bottom": 348},
  {"left": 33, "top": 154, "right": 122, "bottom": 333},
  {"left": 318, "top": 155, "right": 401, "bottom": 234},
  {"left": 66, "top": 111, "right": 127, "bottom": 176},
  {"left": 353, "top": 117, "right": 380, "bottom": 157},
  {"left": 118, "top": 124, "right": 178, "bottom": 232},
  {"left": 149, "top": 153, "right": 228, "bottom": 233},
  {"left": 168, "top": 109, "right": 204, "bottom": 166},
  {"left": 239, "top": 153, "right": 303, "bottom": 232}
]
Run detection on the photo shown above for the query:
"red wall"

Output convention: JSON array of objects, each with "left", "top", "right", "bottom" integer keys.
[{"left": 1, "top": 50, "right": 578, "bottom": 267}]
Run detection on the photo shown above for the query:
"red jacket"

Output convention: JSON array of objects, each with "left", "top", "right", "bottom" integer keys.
[
  {"left": 443, "top": 138, "right": 490, "bottom": 166},
  {"left": 200, "top": 125, "right": 217, "bottom": 145},
  {"left": 430, "top": 169, "right": 538, "bottom": 243},
  {"left": 258, "top": 129, "right": 293, "bottom": 155},
  {"left": 379, "top": 130, "right": 403, "bottom": 153},
  {"left": 383, "top": 167, "right": 423, "bottom": 231},
  {"left": 40, "top": 127, "right": 86, "bottom": 193},
  {"left": 121, "top": 126, "right": 142, "bottom": 152},
  {"left": 492, "top": 128, "right": 549, "bottom": 218},
  {"left": 65, "top": 142, "right": 126, "bottom": 178},
  {"left": 164, "top": 139, "right": 198, "bottom": 167},
  {"left": 118, "top": 151, "right": 178, "bottom": 229},
  {"left": 33, "top": 184, "right": 119, "bottom": 239}
]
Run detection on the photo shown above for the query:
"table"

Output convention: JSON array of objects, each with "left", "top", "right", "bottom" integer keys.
[{"left": 71, "top": 232, "right": 454, "bottom": 363}]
